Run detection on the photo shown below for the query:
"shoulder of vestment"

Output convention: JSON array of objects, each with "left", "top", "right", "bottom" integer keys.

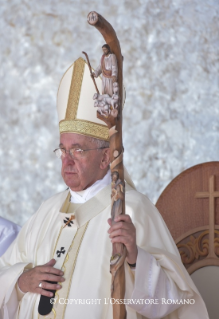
[
  {"left": 42, "top": 189, "right": 69, "bottom": 205},
  {"left": 125, "top": 184, "right": 161, "bottom": 221}
]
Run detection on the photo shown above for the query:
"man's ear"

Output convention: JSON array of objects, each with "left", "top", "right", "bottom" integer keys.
[{"left": 100, "top": 148, "right": 110, "bottom": 170}]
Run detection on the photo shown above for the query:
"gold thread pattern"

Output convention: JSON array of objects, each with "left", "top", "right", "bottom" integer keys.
[
  {"left": 37, "top": 225, "right": 65, "bottom": 318},
  {"left": 55, "top": 291, "right": 59, "bottom": 304},
  {"left": 65, "top": 57, "right": 85, "bottom": 120},
  {"left": 61, "top": 253, "right": 69, "bottom": 273},
  {"left": 60, "top": 119, "right": 109, "bottom": 141},
  {"left": 52, "top": 308, "right": 56, "bottom": 318},
  {"left": 61, "top": 222, "right": 89, "bottom": 319}
]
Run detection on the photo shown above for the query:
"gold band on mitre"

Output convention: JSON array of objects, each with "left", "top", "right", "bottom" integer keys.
[
  {"left": 59, "top": 119, "right": 109, "bottom": 140},
  {"left": 57, "top": 57, "right": 109, "bottom": 141}
]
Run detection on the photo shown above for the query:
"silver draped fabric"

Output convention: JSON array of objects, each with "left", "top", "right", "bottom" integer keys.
[{"left": 0, "top": 217, "right": 21, "bottom": 256}]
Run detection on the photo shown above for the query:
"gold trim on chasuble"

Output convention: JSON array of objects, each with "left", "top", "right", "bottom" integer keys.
[
  {"left": 60, "top": 222, "right": 89, "bottom": 319},
  {"left": 59, "top": 57, "right": 109, "bottom": 141},
  {"left": 38, "top": 222, "right": 89, "bottom": 319}
]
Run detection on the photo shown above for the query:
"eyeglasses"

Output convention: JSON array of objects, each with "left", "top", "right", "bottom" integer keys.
[{"left": 53, "top": 147, "right": 107, "bottom": 159}]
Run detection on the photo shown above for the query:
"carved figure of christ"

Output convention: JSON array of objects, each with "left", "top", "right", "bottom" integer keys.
[{"left": 93, "top": 49, "right": 118, "bottom": 96}]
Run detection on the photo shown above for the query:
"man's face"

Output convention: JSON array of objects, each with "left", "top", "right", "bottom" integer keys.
[
  {"left": 60, "top": 133, "right": 109, "bottom": 191},
  {"left": 102, "top": 47, "right": 109, "bottom": 55}
]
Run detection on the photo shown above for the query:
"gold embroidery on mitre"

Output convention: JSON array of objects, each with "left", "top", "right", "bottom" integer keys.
[
  {"left": 65, "top": 57, "right": 85, "bottom": 120},
  {"left": 59, "top": 119, "right": 109, "bottom": 141}
]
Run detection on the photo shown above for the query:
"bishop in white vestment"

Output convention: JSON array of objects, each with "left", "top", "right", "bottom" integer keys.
[
  {"left": 0, "top": 57, "right": 209, "bottom": 319},
  {"left": 0, "top": 171, "right": 209, "bottom": 319}
]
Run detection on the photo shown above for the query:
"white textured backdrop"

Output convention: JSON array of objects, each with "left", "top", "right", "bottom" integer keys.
[{"left": 1, "top": 0, "right": 219, "bottom": 226}]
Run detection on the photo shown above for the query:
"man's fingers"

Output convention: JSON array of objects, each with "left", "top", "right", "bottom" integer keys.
[
  {"left": 37, "top": 281, "right": 62, "bottom": 291},
  {"left": 37, "top": 288, "right": 54, "bottom": 298},
  {"left": 44, "top": 259, "right": 56, "bottom": 267},
  {"left": 107, "top": 214, "right": 138, "bottom": 265},
  {"left": 109, "top": 227, "right": 131, "bottom": 237},
  {"left": 114, "top": 214, "right": 132, "bottom": 223},
  {"left": 108, "top": 221, "right": 134, "bottom": 234},
  {"left": 110, "top": 236, "right": 127, "bottom": 245},
  {"left": 40, "top": 274, "right": 65, "bottom": 283},
  {"left": 39, "top": 265, "right": 64, "bottom": 277},
  {"left": 108, "top": 214, "right": 132, "bottom": 231},
  {"left": 18, "top": 261, "right": 65, "bottom": 295},
  {"left": 109, "top": 229, "right": 136, "bottom": 245},
  {"left": 108, "top": 214, "right": 132, "bottom": 226}
]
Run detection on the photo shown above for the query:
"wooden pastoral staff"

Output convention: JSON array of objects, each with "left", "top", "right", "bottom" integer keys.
[{"left": 83, "top": 11, "right": 126, "bottom": 319}]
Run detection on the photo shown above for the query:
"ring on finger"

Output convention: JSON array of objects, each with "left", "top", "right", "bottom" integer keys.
[{"left": 38, "top": 282, "right": 43, "bottom": 288}]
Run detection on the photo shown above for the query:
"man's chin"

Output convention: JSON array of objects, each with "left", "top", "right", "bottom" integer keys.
[
  {"left": 66, "top": 182, "right": 82, "bottom": 191},
  {"left": 63, "top": 174, "right": 81, "bottom": 190}
]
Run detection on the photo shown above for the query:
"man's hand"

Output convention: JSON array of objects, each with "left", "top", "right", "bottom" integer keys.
[
  {"left": 108, "top": 215, "right": 138, "bottom": 265},
  {"left": 18, "top": 259, "right": 65, "bottom": 297}
]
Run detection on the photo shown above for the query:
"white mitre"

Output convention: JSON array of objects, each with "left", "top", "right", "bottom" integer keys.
[
  {"left": 57, "top": 57, "right": 109, "bottom": 141},
  {"left": 56, "top": 57, "right": 135, "bottom": 189}
]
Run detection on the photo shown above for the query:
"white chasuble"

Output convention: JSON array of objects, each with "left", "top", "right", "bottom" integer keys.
[{"left": 0, "top": 185, "right": 209, "bottom": 319}]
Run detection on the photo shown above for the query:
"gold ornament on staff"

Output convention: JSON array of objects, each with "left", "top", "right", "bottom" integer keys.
[{"left": 86, "top": 11, "right": 126, "bottom": 319}]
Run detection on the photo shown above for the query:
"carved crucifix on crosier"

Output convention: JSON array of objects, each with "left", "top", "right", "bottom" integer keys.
[{"left": 83, "top": 11, "right": 126, "bottom": 319}]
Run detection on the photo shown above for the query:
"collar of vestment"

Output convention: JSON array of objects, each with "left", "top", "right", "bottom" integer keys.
[
  {"left": 59, "top": 183, "right": 111, "bottom": 228},
  {"left": 69, "top": 169, "right": 111, "bottom": 204}
]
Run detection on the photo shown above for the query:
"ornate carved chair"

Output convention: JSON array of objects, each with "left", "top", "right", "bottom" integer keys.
[{"left": 156, "top": 161, "right": 219, "bottom": 319}]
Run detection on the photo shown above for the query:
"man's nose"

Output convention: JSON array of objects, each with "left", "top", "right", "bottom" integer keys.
[{"left": 62, "top": 151, "right": 75, "bottom": 162}]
